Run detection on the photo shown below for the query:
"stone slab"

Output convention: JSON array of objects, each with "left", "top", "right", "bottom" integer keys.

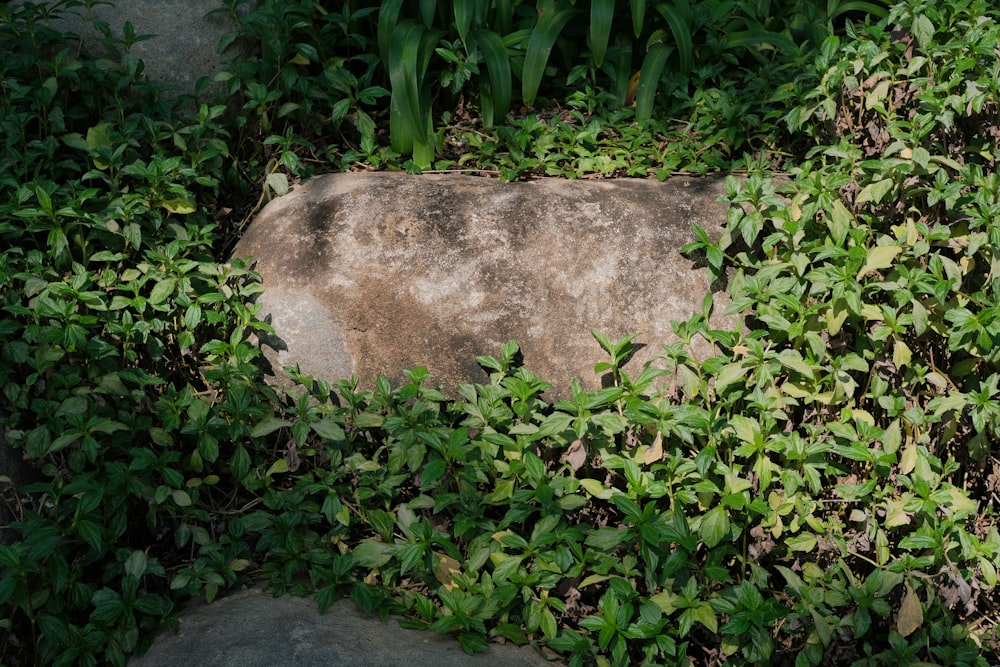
[
  {"left": 234, "top": 172, "right": 734, "bottom": 396},
  {"left": 14, "top": 0, "right": 250, "bottom": 94},
  {"left": 129, "top": 588, "right": 557, "bottom": 667}
]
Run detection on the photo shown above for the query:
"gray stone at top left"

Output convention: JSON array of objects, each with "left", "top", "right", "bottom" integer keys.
[{"left": 11, "top": 0, "right": 254, "bottom": 94}]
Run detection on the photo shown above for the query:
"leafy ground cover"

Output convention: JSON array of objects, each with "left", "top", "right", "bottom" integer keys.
[{"left": 2, "top": 0, "right": 1000, "bottom": 665}]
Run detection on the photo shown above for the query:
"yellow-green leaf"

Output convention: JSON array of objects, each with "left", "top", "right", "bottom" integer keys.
[
  {"left": 856, "top": 245, "right": 902, "bottom": 279},
  {"left": 171, "top": 489, "right": 192, "bottom": 507},
  {"left": 580, "top": 478, "right": 613, "bottom": 499},
  {"left": 899, "top": 442, "right": 917, "bottom": 475},
  {"left": 893, "top": 340, "right": 912, "bottom": 368},
  {"left": 266, "top": 172, "right": 289, "bottom": 196},
  {"left": 884, "top": 497, "right": 911, "bottom": 528},
  {"left": 162, "top": 198, "right": 196, "bottom": 214},
  {"left": 434, "top": 552, "right": 461, "bottom": 590},
  {"left": 856, "top": 178, "right": 894, "bottom": 205},
  {"left": 266, "top": 459, "right": 289, "bottom": 476}
]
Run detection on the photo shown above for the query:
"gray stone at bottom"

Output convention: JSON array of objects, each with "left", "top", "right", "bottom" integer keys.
[{"left": 129, "top": 588, "right": 557, "bottom": 666}]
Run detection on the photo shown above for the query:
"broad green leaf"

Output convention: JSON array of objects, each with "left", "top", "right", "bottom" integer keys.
[
  {"left": 881, "top": 420, "right": 902, "bottom": 455},
  {"left": 419, "top": 0, "right": 436, "bottom": 28},
  {"left": 654, "top": 3, "right": 693, "bottom": 74},
  {"left": 474, "top": 29, "right": 512, "bottom": 127},
  {"left": 884, "top": 497, "right": 911, "bottom": 528},
  {"left": 353, "top": 539, "right": 393, "bottom": 568},
  {"left": 521, "top": 2, "right": 577, "bottom": 106},
  {"left": 124, "top": 550, "right": 147, "bottom": 579},
  {"left": 161, "top": 197, "right": 196, "bottom": 214},
  {"left": 580, "top": 478, "right": 614, "bottom": 499},
  {"left": 912, "top": 14, "right": 934, "bottom": 49},
  {"left": 911, "top": 300, "right": 929, "bottom": 336},
  {"left": 251, "top": 416, "right": 289, "bottom": 438},
  {"left": 893, "top": 340, "right": 912, "bottom": 368},
  {"left": 630, "top": 0, "right": 646, "bottom": 37},
  {"left": 87, "top": 122, "right": 112, "bottom": 168},
  {"left": 777, "top": 349, "right": 816, "bottom": 380},
  {"left": 714, "top": 361, "right": 747, "bottom": 395},
  {"left": 148, "top": 278, "right": 176, "bottom": 305},
  {"left": 585, "top": 526, "right": 629, "bottom": 550},
  {"left": 387, "top": 21, "right": 442, "bottom": 167},
  {"left": 699, "top": 505, "right": 730, "bottom": 547},
  {"left": 689, "top": 603, "right": 718, "bottom": 634},
  {"left": 636, "top": 42, "right": 671, "bottom": 121},
  {"left": 311, "top": 417, "right": 346, "bottom": 441},
  {"left": 377, "top": 0, "right": 405, "bottom": 64},
  {"left": 728, "top": 414, "right": 758, "bottom": 444},
  {"left": 828, "top": 199, "right": 852, "bottom": 245},
  {"left": 454, "top": 0, "right": 474, "bottom": 46},
  {"left": 589, "top": 0, "right": 615, "bottom": 68},
  {"left": 725, "top": 29, "right": 797, "bottom": 55}
]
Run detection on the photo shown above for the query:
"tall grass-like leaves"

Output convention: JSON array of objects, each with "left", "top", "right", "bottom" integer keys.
[
  {"left": 590, "top": 0, "right": 616, "bottom": 68},
  {"left": 636, "top": 39, "right": 672, "bottom": 120},
  {"left": 388, "top": 20, "right": 442, "bottom": 168},
  {"left": 474, "top": 28, "right": 513, "bottom": 127},
  {"left": 378, "top": 0, "right": 405, "bottom": 65},
  {"left": 521, "top": 0, "right": 579, "bottom": 106},
  {"left": 725, "top": 28, "right": 798, "bottom": 57},
  {"left": 631, "top": 0, "right": 647, "bottom": 37},
  {"left": 420, "top": 0, "right": 438, "bottom": 28},
  {"left": 654, "top": 1, "right": 694, "bottom": 74},
  {"left": 454, "top": 0, "right": 475, "bottom": 46}
]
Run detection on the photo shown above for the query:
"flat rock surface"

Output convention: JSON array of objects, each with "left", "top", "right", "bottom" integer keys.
[
  {"left": 130, "top": 588, "right": 557, "bottom": 667},
  {"left": 235, "top": 172, "right": 734, "bottom": 396},
  {"left": 15, "top": 0, "right": 248, "bottom": 94}
]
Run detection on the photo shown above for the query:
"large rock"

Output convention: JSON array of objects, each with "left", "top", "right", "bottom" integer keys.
[
  {"left": 130, "top": 587, "right": 557, "bottom": 667},
  {"left": 234, "top": 173, "right": 733, "bottom": 396}
]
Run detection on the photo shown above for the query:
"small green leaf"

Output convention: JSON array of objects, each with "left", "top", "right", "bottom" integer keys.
[
  {"left": 786, "top": 533, "right": 818, "bottom": 552},
  {"left": 699, "top": 505, "right": 730, "bottom": 547},
  {"left": 148, "top": 278, "right": 176, "bottom": 305},
  {"left": 310, "top": 417, "right": 346, "bottom": 441},
  {"left": 856, "top": 178, "right": 894, "bottom": 205},
  {"left": 171, "top": 490, "right": 192, "bottom": 507},
  {"left": 352, "top": 538, "right": 393, "bottom": 568}
]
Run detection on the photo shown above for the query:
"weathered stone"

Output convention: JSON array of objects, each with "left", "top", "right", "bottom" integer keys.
[
  {"left": 234, "top": 173, "right": 734, "bottom": 397},
  {"left": 130, "top": 587, "right": 558, "bottom": 667},
  {"left": 15, "top": 0, "right": 253, "bottom": 95}
]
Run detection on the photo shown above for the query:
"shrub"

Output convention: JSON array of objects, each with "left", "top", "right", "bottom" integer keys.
[{"left": 2, "top": 0, "right": 999, "bottom": 665}]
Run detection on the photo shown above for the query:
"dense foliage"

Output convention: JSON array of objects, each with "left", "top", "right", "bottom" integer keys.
[{"left": 1, "top": 0, "right": 999, "bottom": 665}]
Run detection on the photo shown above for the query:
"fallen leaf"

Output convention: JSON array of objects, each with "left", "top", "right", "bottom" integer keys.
[
  {"left": 561, "top": 439, "right": 587, "bottom": 471},
  {"left": 643, "top": 431, "right": 663, "bottom": 465},
  {"left": 434, "top": 552, "right": 461, "bottom": 590},
  {"left": 284, "top": 440, "right": 301, "bottom": 472},
  {"left": 896, "top": 581, "right": 923, "bottom": 637}
]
